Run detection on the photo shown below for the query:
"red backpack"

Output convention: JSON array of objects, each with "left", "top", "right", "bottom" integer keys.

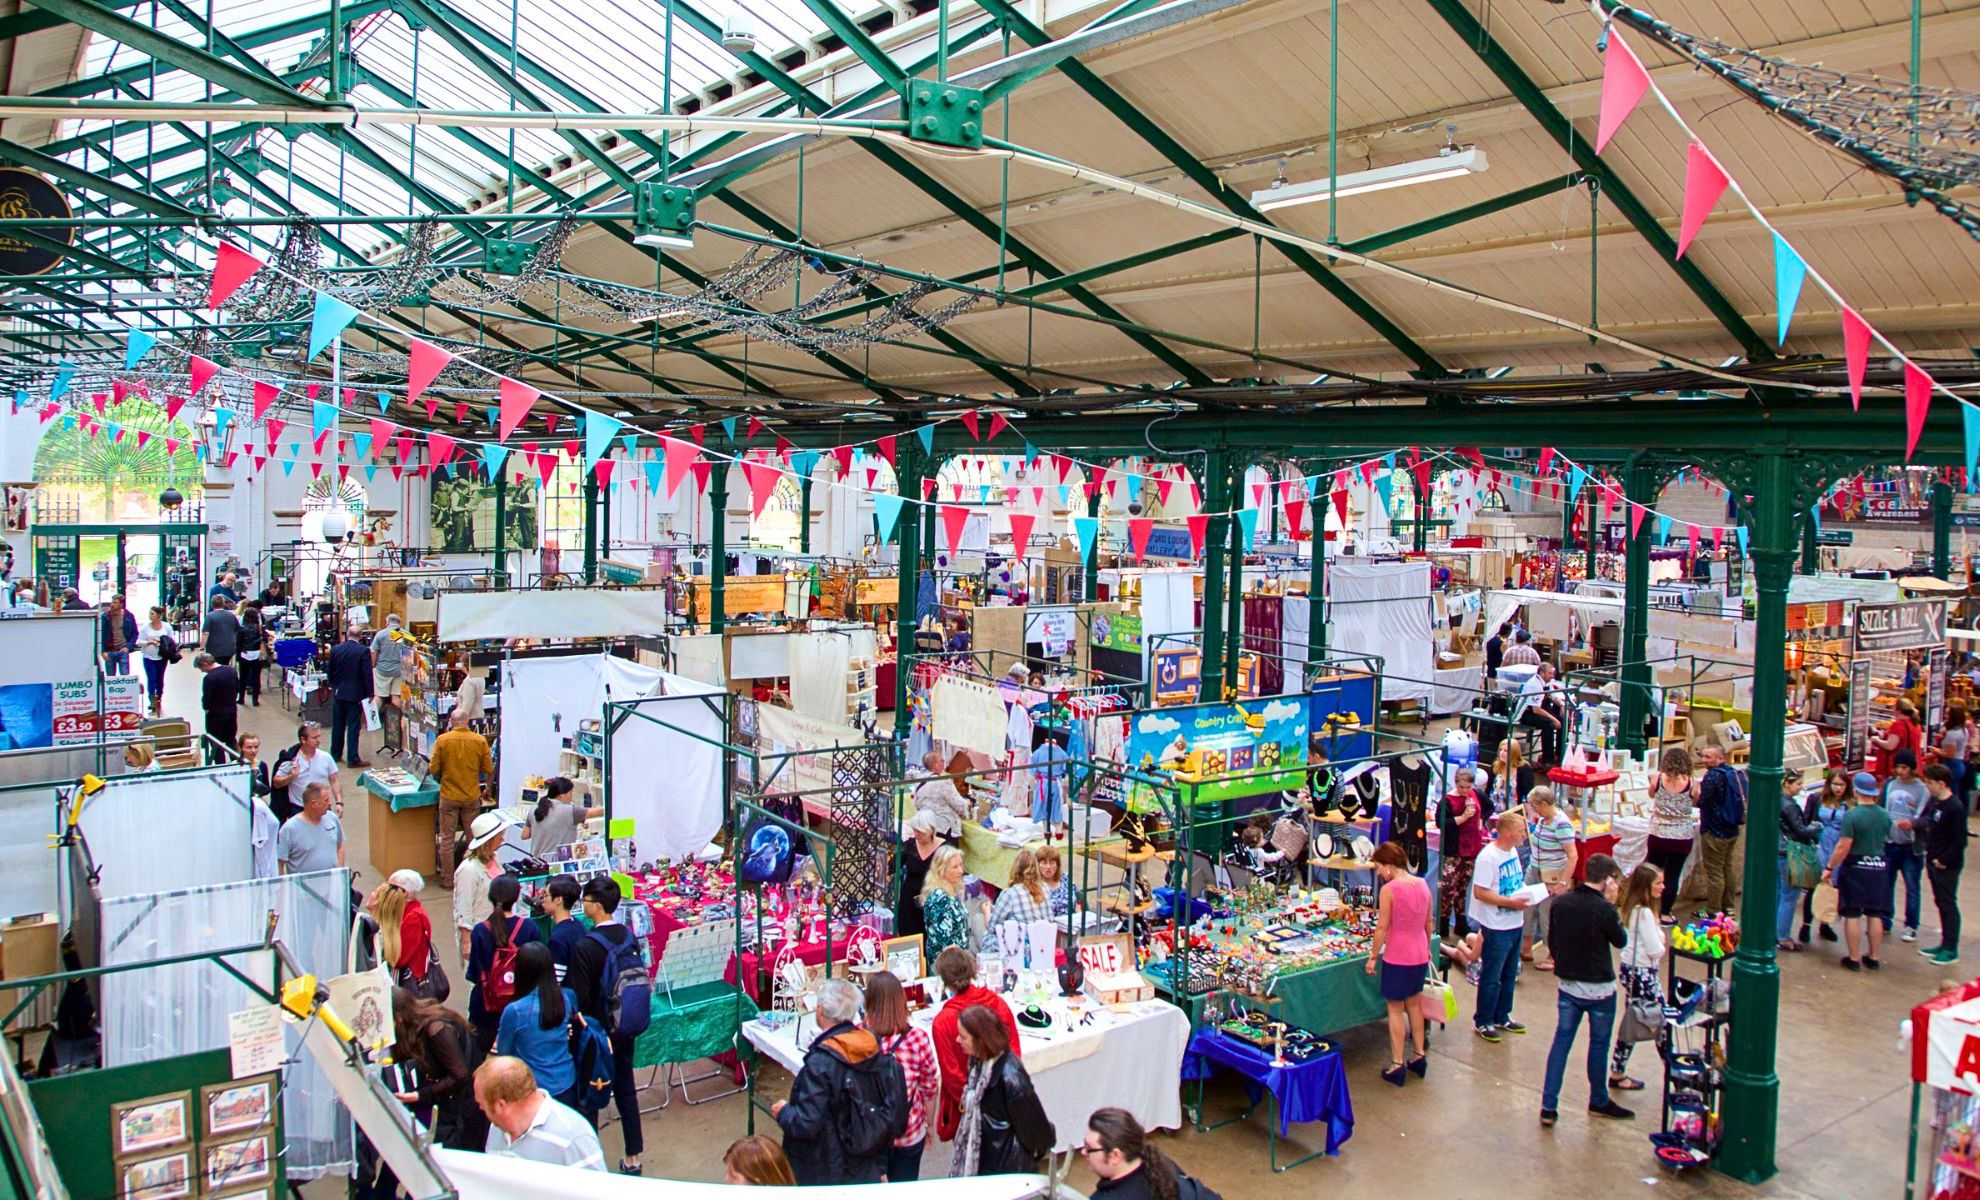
[{"left": 482, "top": 918, "right": 524, "bottom": 1011}]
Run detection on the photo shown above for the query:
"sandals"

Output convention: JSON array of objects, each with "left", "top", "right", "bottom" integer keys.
[
  {"left": 1608, "top": 1075, "right": 1646, "bottom": 1092},
  {"left": 1407, "top": 1055, "right": 1428, "bottom": 1078},
  {"left": 1534, "top": 959, "right": 1555, "bottom": 972},
  {"left": 1381, "top": 1063, "right": 1407, "bottom": 1088}
]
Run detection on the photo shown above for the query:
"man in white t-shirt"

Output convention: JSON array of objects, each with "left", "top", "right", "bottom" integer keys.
[
  {"left": 272, "top": 722, "right": 341, "bottom": 820},
  {"left": 1469, "top": 812, "right": 1535, "bottom": 1042},
  {"left": 1518, "top": 663, "right": 1568, "bottom": 765}
]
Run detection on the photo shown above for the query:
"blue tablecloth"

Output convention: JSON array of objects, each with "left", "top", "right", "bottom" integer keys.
[{"left": 1181, "top": 1026, "right": 1354, "bottom": 1151}]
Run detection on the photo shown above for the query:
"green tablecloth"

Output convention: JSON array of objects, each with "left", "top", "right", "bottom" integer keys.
[
  {"left": 631, "top": 980, "right": 760, "bottom": 1069},
  {"left": 1160, "top": 954, "right": 1389, "bottom": 1039},
  {"left": 963, "top": 821, "right": 1044, "bottom": 886},
  {"left": 359, "top": 771, "right": 439, "bottom": 811}
]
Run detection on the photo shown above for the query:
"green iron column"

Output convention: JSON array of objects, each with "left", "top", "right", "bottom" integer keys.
[
  {"left": 1225, "top": 477, "right": 1246, "bottom": 696},
  {"left": 493, "top": 470, "right": 508, "bottom": 588},
  {"left": 1307, "top": 519, "right": 1328, "bottom": 666},
  {"left": 799, "top": 474, "right": 813, "bottom": 556},
  {"left": 1799, "top": 507, "right": 1818, "bottom": 574},
  {"left": 1414, "top": 472, "right": 1430, "bottom": 552},
  {"left": 1617, "top": 457, "right": 1655, "bottom": 756},
  {"left": 1721, "top": 449, "right": 1792, "bottom": 1185},
  {"left": 709, "top": 457, "right": 730, "bottom": 635},
  {"left": 1199, "top": 449, "right": 1232, "bottom": 702},
  {"left": 582, "top": 463, "right": 599, "bottom": 584},
  {"left": 600, "top": 461, "right": 613, "bottom": 561},
  {"left": 1083, "top": 486, "right": 1101, "bottom": 602},
  {"left": 894, "top": 441, "right": 924, "bottom": 742},
  {"left": 1933, "top": 478, "right": 1953, "bottom": 581},
  {"left": 1584, "top": 483, "right": 1599, "bottom": 582}
]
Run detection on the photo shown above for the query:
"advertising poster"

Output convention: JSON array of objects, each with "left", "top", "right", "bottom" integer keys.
[
  {"left": 1125, "top": 695, "right": 1308, "bottom": 803},
  {"left": 1151, "top": 647, "right": 1262, "bottom": 706},
  {"left": 1090, "top": 610, "right": 1143, "bottom": 653}
]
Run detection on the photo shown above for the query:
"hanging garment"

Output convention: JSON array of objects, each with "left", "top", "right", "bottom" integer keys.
[
  {"left": 1005, "top": 703, "right": 1034, "bottom": 756},
  {"left": 1387, "top": 756, "right": 1431, "bottom": 874},
  {"left": 1243, "top": 595, "right": 1284, "bottom": 695},
  {"left": 1029, "top": 741, "right": 1070, "bottom": 825}
]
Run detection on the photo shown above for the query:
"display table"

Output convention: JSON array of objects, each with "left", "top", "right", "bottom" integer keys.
[
  {"left": 1154, "top": 953, "right": 1388, "bottom": 1040},
  {"left": 728, "top": 938, "right": 832, "bottom": 1005},
  {"left": 743, "top": 996, "right": 1188, "bottom": 1152},
  {"left": 632, "top": 980, "right": 758, "bottom": 1070},
  {"left": 360, "top": 770, "right": 438, "bottom": 876},
  {"left": 963, "top": 821, "right": 1044, "bottom": 886},
  {"left": 1182, "top": 1026, "right": 1354, "bottom": 1171}
]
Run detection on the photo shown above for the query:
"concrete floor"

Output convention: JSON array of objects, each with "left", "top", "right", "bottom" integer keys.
[{"left": 188, "top": 668, "right": 1924, "bottom": 1199}]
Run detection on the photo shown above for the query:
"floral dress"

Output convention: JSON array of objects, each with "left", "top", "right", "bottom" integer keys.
[{"left": 923, "top": 888, "right": 969, "bottom": 961}]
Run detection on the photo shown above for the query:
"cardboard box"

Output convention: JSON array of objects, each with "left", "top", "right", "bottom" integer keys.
[{"left": 1, "top": 914, "right": 58, "bottom": 981}]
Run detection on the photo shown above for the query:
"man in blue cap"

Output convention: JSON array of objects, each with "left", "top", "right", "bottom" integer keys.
[{"left": 1820, "top": 771, "right": 1895, "bottom": 972}]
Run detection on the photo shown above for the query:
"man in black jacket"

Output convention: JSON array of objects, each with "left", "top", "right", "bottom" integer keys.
[
  {"left": 1920, "top": 763, "right": 1968, "bottom": 965},
  {"left": 325, "top": 625, "right": 372, "bottom": 768},
  {"left": 195, "top": 652, "right": 239, "bottom": 763},
  {"left": 566, "top": 876, "right": 644, "bottom": 1175},
  {"left": 1538, "top": 853, "right": 1632, "bottom": 1126},
  {"left": 773, "top": 978, "right": 894, "bottom": 1185}
]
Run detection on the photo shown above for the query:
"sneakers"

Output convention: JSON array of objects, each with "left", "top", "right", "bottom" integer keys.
[
  {"left": 1938, "top": 949, "right": 1963, "bottom": 965},
  {"left": 1902, "top": 927, "right": 1920, "bottom": 943},
  {"left": 1589, "top": 1100, "right": 1637, "bottom": 1120},
  {"left": 1475, "top": 1025, "right": 1503, "bottom": 1043},
  {"left": 1924, "top": 945, "right": 1947, "bottom": 958},
  {"left": 1539, "top": 1109, "right": 1558, "bottom": 1127},
  {"left": 1499, "top": 1020, "right": 1529, "bottom": 1035}
]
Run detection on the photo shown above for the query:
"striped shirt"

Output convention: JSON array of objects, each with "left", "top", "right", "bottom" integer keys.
[
  {"left": 1529, "top": 813, "right": 1577, "bottom": 873},
  {"left": 485, "top": 1092, "right": 606, "bottom": 1171},
  {"left": 1502, "top": 642, "right": 1542, "bottom": 667},
  {"left": 880, "top": 1027, "right": 940, "bottom": 1148}
]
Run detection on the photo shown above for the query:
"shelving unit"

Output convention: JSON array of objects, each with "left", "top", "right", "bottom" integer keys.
[
  {"left": 843, "top": 654, "right": 877, "bottom": 725},
  {"left": 1657, "top": 947, "right": 1729, "bottom": 1172}
]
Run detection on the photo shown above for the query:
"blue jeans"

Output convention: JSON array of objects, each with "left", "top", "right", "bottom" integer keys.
[
  {"left": 103, "top": 651, "right": 129, "bottom": 675},
  {"left": 1541, "top": 988, "right": 1617, "bottom": 1111},
  {"left": 1886, "top": 842, "right": 1924, "bottom": 931},
  {"left": 1776, "top": 855, "right": 1809, "bottom": 941},
  {"left": 1473, "top": 924, "right": 1523, "bottom": 1029}
]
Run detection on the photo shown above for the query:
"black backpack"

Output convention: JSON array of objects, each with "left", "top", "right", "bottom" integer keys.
[{"left": 835, "top": 1051, "right": 908, "bottom": 1160}]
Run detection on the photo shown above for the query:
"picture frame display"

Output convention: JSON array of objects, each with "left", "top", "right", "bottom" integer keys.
[
  {"left": 206, "top": 1187, "right": 272, "bottom": 1200},
  {"left": 118, "top": 1150, "right": 192, "bottom": 1200},
  {"left": 200, "top": 1076, "right": 275, "bottom": 1139},
  {"left": 112, "top": 1092, "right": 192, "bottom": 1157},
  {"left": 204, "top": 1135, "right": 273, "bottom": 1193}
]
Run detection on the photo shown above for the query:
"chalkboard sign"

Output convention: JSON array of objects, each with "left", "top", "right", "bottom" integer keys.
[
  {"left": 0, "top": 170, "right": 72, "bottom": 277},
  {"left": 1845, "top": 655, "right": 1874, "bottom": 768}
]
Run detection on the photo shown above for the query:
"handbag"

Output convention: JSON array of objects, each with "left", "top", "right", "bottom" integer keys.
[
  {"left": 1785, "top": 840, "right": 1823, "bottom": 891},
  {"left": 1615, "top": 990, "right": 1663, "bottom": 1044},
  {"left": 398, "top": 946, "right": 451, "bottom": 1004},
  {"left": 1812, "top": 880, "right": 1841, "bottom": 925},
  {"left": 1416, "top": 978, "right": 1458, "bottom": 1026}
]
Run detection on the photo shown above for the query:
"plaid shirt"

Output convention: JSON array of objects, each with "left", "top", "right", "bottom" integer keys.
[
  {"left": 879, "top": 1027, "right": 940, "bottom": 1148},
  {"left": 981, "top": 884, "right": 1054, "bottom": 952}
]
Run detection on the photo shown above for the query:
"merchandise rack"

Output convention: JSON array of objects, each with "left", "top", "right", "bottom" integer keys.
[{"left": 1658, "top": 946, "right": 1730, "bottom": 1171}]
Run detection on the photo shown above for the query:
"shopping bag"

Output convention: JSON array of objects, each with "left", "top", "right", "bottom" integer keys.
[
  {"left": 1812, "top": 881, "right": 1840, "bottom": 925},
  {"left": 1785, "top": 841, "right": 1823, "bottom": 891},
  {"left": 1417, "top": 978, "right": 1457, "bottom": 1026},
  {"left": 362, "top": 697, "right": 382, "bottom": 731}
]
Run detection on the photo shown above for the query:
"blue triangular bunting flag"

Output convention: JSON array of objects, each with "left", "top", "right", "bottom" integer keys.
[
  {"left": 212, "top": 408, "right": 234, "bottom": 444},
  {"left": 481, "top": 444, "right": 510, "bottom": 477},
  {"left": 376, "top": 391, "right": 392, "bottom": 414},
  {"left": 1735, "top": 526, "right": 1749, "bottom": 558},
  {"left": 1964, "top": 404, "right": 1980, "bottom": 484},
  {"left": 1236, "top": 507, "right": 1259, "bottom": 550},
  {"left": 916, "top": 425, "right": 935, "bottom": 455},
  {"left": 124, "top": 327, "right": 156, "bottom": 369},
  {"left": 1773, "top": 233, "right": 1806, "bottom": 347},
  {"left": 1071, "top": 517, "right": 1098, "bottom": 560},
  {"left": 873, "top": 493, "right": 905, "bottom": 542},
  {"left": 584, "top": 411, "right": 623, "bottom": 471},
  {"left": 312, "top": 400, "right": 338, "bottom": 443},
  {"left": 307, "top": 292, "right": 363, "bottom": 359},
  {"left": 720, "top": 417, "right": 738, "bottom": 442}
]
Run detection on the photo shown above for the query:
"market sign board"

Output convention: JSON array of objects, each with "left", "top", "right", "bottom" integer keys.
[
  {"left": 1852, "top": 599, "right": 1947, "bottom": 654},
  {"left": 1151, "top": 646, "right": 1261, "bottom": 706},
  {"left": 1125, "top": 695, "right": 1307, "bottom": 803},
  {"left": 1140, "top": 525, "right": 1194, "bottom": 562},
  {"left": 1090, "top": 610, "right": 1142, "bottom": 652}
]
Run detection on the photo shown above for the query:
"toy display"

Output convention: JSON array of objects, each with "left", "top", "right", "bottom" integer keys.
[{"left": 1671, "top": 913, "right": 1741, "bottom": 959}]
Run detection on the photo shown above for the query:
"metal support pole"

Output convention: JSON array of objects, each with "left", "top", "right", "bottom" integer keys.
[
  {"left": 1584, "top": 483, "right": 1599, "bottom": 582},
  {"left": 1617, "top": 456, "right": 1654, "bottom": 755},
  {"left": 1307, "top": 525, "right": 1327, "bottom": 664},
  {"left": 799, "top": 474, "right": 813, "bottom": 555},
  {"left": 709, "top": 459, "right": 730, "bottom": 635},
  {"left": 1225, "top": 485, "right": 1244, "bottom": 695},
  {"left": 1720, "top": 450, "right": 1790, "bottom": 1185},
  {"left": 1083, "top": 486, "right": 1101, "bottom": 602},
  {"left": 601, "top": 463, "right": 613, "bottom": 561},
  {"left": 582, "top": 463, "right": 598, "bottom": 584},
  {"left": 1933, "top": 479, "right": 1953, "bottom": 580},
  {"left": 894, "top": 441, "right": 923, "bottom": 742},
  {"left": 1799, "top": 507, "right": 1818, "bottom": 575},
  {"left": 1413, "top": 472, "right": 1430, "bottom": 553},
  {"left": 493, "top": 470, "right": 508, "bottom": 588},
  {"left": 1200, "top": 449, "right": 1231, "bottom": 702}
]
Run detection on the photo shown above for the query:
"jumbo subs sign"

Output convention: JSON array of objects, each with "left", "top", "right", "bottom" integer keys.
[{"left": 1852, "top": 600, "right": 1948, "bottom": 654}]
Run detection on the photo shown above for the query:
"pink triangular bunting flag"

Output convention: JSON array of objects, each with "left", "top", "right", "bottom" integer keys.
[
  {"left": 1676, "top": 141, "right": 1732, "bottom": 260},
  {"left": 1594, "top": 30, "right": 1651, "bottom": 153}
]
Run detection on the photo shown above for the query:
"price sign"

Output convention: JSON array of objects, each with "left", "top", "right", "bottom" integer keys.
[{"left": 1077, "top": 938, "right": 1124, "bottom": 975}]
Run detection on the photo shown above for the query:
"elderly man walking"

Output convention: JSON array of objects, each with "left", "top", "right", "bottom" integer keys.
[{"left": 773, "top": 979, "right": 905, "bottom": 1185}]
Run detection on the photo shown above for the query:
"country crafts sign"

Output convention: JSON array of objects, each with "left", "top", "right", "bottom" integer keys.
[
  {"left": 1125, "top": 696, "right": 1308, "bottom": 803},
  {"left": 1851, "top": 599, "right": 1947, "bottom": 654}
]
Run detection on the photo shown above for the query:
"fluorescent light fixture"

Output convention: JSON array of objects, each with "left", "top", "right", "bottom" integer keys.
[
  {"left": 633, "top": 228, "right": 695, "bottom": 250},
  {"left": 1251, "top": 147, "right": 1488, "bottom": 212}
]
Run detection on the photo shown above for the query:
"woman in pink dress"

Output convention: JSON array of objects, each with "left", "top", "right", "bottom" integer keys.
[{"left": 1368, "top": 841, "right": 1436, "bottom": 1087}]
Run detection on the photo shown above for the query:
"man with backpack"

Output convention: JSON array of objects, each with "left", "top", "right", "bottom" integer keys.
[
  {"left": 567, "top": 877, "right": 652, "bottom": 1175},
  {"left": 773, "top": 979, "right": 905, "bottom": 1185}
]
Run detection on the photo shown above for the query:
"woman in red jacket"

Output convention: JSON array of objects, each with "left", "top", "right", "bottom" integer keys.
[{"left": 928, "top": 946, "right": 1020, "bottom": 1142}]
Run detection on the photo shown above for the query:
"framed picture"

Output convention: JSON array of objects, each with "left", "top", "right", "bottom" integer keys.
[
  {"left": 882, "top": 935, "right": 925, "bottom": 982},
  {"left": 206, "top": 1188, "right": 271, "bottom": 1200},
  {"left": 118, "top": 1150, "right": 192, "bottom": 1200},
  {"left": 200, "top": 1076, "right": 275, "bottom": 1139},
  {"left": 111, "top": 1092, "right": 191, "bottom": 1156},
  {"left": 204, "top": 1135, "right": 272, "bottom": 1193}
]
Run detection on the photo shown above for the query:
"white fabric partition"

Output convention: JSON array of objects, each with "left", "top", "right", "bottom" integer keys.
[
  {"left": 668, "top": 634, "right": 726, "bottom": 686},
  {"left": 437, "top": 587, "right": 671, "bottom": 643},
  {"left": 77, "top": 765, "right": 253, "bottom": 899},
  {"left": 98, "top": 869, "right": 354, "bottom": 1179},
  {"left": 1331, "top": 561, "right": 1434, "bottom": 700},
  {"left": 786, "top": 633, "right": 852, "bottom": 722},
  {"left": 497, "top": 655, "right": 662, "bottom": 808}
]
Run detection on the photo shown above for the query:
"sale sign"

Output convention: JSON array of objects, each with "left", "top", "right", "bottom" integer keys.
[{"left": 1919, "top": 994, "right": 1980, "bottom": 1092}]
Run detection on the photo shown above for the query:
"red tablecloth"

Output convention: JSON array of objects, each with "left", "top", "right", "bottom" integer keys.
[
  {"left": 727, "top": 938, "right": 833, "bottom": 1004},
  {"left": 1572, "top": 833, "right": 1620, "bottom": 882}
]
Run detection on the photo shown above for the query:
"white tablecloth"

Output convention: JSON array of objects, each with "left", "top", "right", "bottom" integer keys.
[
  {"left": 743, "top": 996, "right": 1189, "bottom": 1152},
  {"left": 1430, "top": 664, "right": 1482, "bottom": 715}
]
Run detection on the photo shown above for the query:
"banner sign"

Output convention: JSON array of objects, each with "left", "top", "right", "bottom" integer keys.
[
  {"left": 1125, "top": 695, "right": 1307, "bottom": 803},
  {"left": 0, "top": 170, "right": 73, "bottom": 277},
  {"left": 1140, "top": 525, "right": 1194, "bottom": 562},
  {"left": 1090, "top": 610, "right": 1142, "bottom": 653},
  {"left": 1152, "top": 647, "right": 1261, "bottom": 706},
  {"left": 1852, "top": 599, "right": 1947, "bottom": 653}
]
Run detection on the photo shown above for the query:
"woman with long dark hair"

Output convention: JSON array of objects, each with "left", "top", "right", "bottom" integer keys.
[
  {"left": 466, "top": 874, "right": 540, "bottom": 1050},
  {"left": 950, "top": 1006, "right": 1055, "bottom": 1177},
  {"left": 523, "top": 776, "right": 603, "bottom": 858},
  {"left": 389, "top": 987, "right": 483, "bottom": 1150},
  {"left": 495, "top": 942, "right": 579, "bottom": 1107},
  {"left": 1082, "top": 1108, "right": 1211, "bottom": 1200},
  {"left": 236, "top": 600, "right": 270, "bottom": 705}
]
